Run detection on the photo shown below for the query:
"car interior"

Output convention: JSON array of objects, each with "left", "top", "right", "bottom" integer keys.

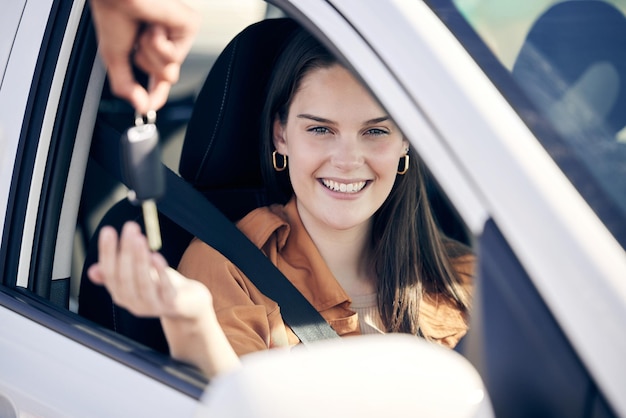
[{"left": 76, "top": 16, "right": 470, "bottom": 355}]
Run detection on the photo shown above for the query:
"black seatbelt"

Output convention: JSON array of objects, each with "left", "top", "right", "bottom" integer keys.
[{"left": 92, "top": 121, "right": 340, "bottom": 344}]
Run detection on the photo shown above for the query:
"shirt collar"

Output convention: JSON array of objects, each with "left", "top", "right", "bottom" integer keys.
[{"left": 279, "top": 198, "right": 353, "bottom": 311}]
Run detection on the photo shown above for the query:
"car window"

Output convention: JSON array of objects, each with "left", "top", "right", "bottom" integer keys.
[{"left": 429, "top": 0, "right": 626, "bottom": 249}]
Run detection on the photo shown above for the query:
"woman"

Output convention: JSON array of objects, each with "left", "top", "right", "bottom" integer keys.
[{"left": 88, "top": 27, "right": 473, "bottom": 379}]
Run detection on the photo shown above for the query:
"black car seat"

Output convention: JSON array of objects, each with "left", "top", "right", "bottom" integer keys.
[{"left": 79, "top": 17, "right": 469, "bottom": 354}]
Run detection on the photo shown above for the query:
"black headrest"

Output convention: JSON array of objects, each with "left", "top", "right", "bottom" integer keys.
[{"left": 179, "top": 18, "right": 300, "bottom": 190}]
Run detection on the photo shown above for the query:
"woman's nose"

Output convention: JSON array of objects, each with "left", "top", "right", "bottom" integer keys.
[{"left": 330, "top": 136, "right": 364, "bottom": 170}]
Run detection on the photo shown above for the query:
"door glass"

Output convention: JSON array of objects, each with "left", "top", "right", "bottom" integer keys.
[
  {"left": 0, "top": 1, "right": 27, "bottom": 85},
  {"left": 428, "top": 0, "right": 626, "bottom": 249}
]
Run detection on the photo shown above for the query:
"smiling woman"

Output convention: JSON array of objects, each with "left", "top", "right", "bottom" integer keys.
[
  {"left": 86, "top": 22, "right": 474, "bottom": 379},
  {"left": 272, "top": 64, "right": 408, "bottom": 236},
  {"left": 259, "top": 26, "right": 473, "bottom": 341}
]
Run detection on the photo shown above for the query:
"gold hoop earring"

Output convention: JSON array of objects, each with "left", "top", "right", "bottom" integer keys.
[
  {"left": 397, "top": 154, "right": 409, "bottom": 175},
  {"left": 272, "top": 150, "right": 287, "bottom": 172}
]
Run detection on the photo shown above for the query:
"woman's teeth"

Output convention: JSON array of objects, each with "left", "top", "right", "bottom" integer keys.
[{"left": 322, "top": 179, "right": 367, "bottom": 193}]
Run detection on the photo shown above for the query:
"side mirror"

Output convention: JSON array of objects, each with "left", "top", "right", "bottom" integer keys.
[{"left": 197, "top": 334, "right": 493, "bottom": 417}]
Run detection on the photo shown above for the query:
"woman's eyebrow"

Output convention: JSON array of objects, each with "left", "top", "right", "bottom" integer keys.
[
  {"left": 363, "top": 116, "right": 390, "bottom": 125},
  {"left": 297, "top": 114, "right": 390, "bottom": 125},
  {"left": 297, "top": 113, "right": 335, "bottom": 124}
]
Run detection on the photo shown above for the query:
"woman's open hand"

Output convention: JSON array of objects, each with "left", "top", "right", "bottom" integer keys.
[
  {"left": 87, "top": 221, "right": 241, "bottom": 378},
  {"left": 87, "top": 221, "right": 211, "bottom": 320}
]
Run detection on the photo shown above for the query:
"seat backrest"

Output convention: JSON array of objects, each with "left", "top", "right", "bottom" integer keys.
[
  {"left": 79, "top": 18, "right": 301, "bottom": 353},
  {"left": 179, "top": 18, "right": 300, "bottom": 220}
]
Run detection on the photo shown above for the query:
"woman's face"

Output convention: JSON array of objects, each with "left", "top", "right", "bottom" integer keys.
[{"left": 273, "top": 64, "right": 408, "bottom": 234}]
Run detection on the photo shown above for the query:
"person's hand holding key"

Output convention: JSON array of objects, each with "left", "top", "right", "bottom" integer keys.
[{"left": 121, "top": 110, "right": 164, "bottom": 251}]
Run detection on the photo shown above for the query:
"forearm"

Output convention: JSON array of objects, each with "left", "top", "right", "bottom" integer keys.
[
  {"left": 88, "top": 225, "right": 237, "bottom": 378},
  {"left": 162, "top": 308, "right": 241, "bottom": 379}
]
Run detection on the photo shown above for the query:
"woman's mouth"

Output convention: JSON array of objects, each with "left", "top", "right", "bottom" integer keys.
[{"left": 320, "top": 179, "right": 368, "bottom": 193}]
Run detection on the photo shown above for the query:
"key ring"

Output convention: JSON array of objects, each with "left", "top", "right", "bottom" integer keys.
[{"left": 134, "top": 110, "right": 157, "bottom": 127}]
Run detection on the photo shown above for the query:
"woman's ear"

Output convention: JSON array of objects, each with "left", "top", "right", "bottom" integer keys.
[
  {"left": 401, "top": 138, "right": 410, "bottom": 156},
  {"left": 273, "top": 117, "right": 288, "bottom": 154}
]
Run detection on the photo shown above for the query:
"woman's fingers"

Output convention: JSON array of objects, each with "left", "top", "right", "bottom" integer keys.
[
  {"left": 91, "top": 221, "right": 178, "bottom": 317},
  {"left": 86, "top": 263, "right": 104, "bottom": 284},
  {"left": 90, "top": 221, "right": 210, "bottom": 320},
  {"left": 130, "top": 225, "right": 162, "bottom": 311},
  {"left": 115, "top": 222, "right": 142, "bottom": 306},
  {"left": 97, "top": 225, "right": 119, "bottom": 286}
]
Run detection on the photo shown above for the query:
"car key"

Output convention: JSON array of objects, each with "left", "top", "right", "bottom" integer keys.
[{"left": 120, "top": 110, "right": 164, "bottom": 251}]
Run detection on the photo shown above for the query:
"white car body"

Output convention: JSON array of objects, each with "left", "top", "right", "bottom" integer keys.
[{"left": 1, "top": 0, "right": 624, "bottom": 417}]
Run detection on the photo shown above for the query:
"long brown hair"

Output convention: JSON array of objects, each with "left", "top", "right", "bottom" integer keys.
[{"left": 260, "top": 26, "right": 472, "bottom": 335}]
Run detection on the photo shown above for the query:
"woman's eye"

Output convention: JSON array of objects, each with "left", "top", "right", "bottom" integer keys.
[
  {"left": 365, "top": 128, "right": 389, "bottom": 137},
  {"left": 309, "top": 126, "right": 331, "bottom": 135}
]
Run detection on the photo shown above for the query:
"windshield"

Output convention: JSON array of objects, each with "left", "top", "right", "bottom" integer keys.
[{"left": 428, "top": 0, "right": 626, "bottom": 249}]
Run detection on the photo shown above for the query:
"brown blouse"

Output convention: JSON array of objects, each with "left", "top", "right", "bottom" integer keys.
[{"left": 177, "top": 198, "right": 473, "bottom": 357}]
